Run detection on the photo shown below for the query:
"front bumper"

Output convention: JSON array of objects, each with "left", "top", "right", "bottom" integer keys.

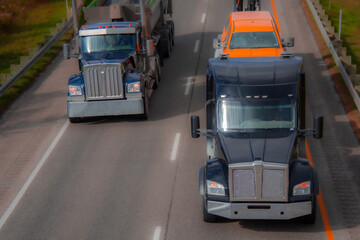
[
  {"left": 207, "top": 200, "right": 312, "bottom": 220},
  {"left": 68, "top": 99, "right": 144, "bottom": 118}
]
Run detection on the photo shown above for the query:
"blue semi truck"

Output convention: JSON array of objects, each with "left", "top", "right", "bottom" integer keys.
[
  {"left": 191, "top": 53, "right": 324, "bottom": 223},
  {"left": 63, "top": 0, "right": 174, "bottom": 122}
]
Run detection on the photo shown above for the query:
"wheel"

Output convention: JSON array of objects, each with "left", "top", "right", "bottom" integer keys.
[
  {"left": 167, "top": 20, "right": 175, "bottom": 46},
  {"left": 153, "top": 65, "right": 160, "bottom": 89},
  {"left": 202, "top": 196, "right": 217, "bottom": 222},
  {"left": 160, "top": 28, "right": 171, "bottom": 58},
  {"left": 69, "top": 117, "right": 81, "bottom": 123},
  {"left": 302, "top": 196, "right": 317, "bottom": 224},
  {"left": 140, "top": 88, "right": 149, "bottom": 120}
]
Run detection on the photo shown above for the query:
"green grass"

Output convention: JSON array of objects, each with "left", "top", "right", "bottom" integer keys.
[
  {"left": 0, "top": 28, "right": 74, "bottom": 116},
  {"left": 0, "top": 0, "right": 68, "bottom": 74},
  {"left": 0, "top": 0, "right": 74, "bottom": 116},
  {"left": 320, "top": 0, "right": 360, "bottom": 73}
]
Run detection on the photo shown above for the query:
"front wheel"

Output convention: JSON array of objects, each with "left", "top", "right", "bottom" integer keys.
[
  {"left": 140, "top": 88, "right": 149, "bottom": 120},
  {"left": 202, "top": 196, "right": 217, "bottom": 222},
  {"left": 153, "top": 64, "right": 161, "bottom": 89},
  {"left": 302, "top": 196, "right": 317, "bottom": 224}
]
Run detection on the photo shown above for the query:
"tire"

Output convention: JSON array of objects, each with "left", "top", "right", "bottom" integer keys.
[
  {"left": 140, "top": 88, "right": 149, "bottom": 120},
  {"left": 202, "top": 196, "right": 217, "bottom": 222},
  {"left": 167, "top": 20, "right": 175, "bottom": 46},
  {"left": 302, "top": 196, "right": 317, "bottom": 224},
  {"left": 160, "top": 29, "right": 171, "bottom": 58},
  {"left": 153, "top": 65, "right": 160, "bottom": 89},
  {"left": 69, "top": 117, "right": 81, "bottom": 123}
]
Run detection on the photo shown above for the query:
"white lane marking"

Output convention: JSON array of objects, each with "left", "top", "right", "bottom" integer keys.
[
  {"left": 153, "top": 226, "right": 161, "bottom": 240},
  {"left": 201, "top": 13, "right": 206, "bottom": 23},
  {"left": 194, "top": 40, "right": 200, "bottom": 53},
  {"left": 170, "top": 133, "right": 181, "bottom": 161},
  {"left": 184, "top": 77, "right": 192, "bottom": 95},
  {"left": 0, "top": 120, "right": 70, "bottom": 230}
]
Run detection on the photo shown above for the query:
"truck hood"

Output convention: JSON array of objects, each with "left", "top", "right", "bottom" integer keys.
[
  {"left": 218, "top": 131, "right": 297, "bottom": 164},
  {"left": 82, "top": 50, "right": 136, "bottom": 63}
]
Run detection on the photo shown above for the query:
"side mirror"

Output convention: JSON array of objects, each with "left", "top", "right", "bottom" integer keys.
[
  {"left": 191, "top": 116, "right": 200, "bottom": 138},
  {"left": 146, "top": 39, "right": 154, "bottom": 56},
  {"left": 286, "top": 37, "right": 295, "bottom": 47},
  {"left": 213, "top": 38, "right": 220, "bottom": 49},
  {"left": 63, "top": 43, "right": 70, "bottom": 60},
  {"left": 313, "top": 116, "right": 323, "bottom": 139}
]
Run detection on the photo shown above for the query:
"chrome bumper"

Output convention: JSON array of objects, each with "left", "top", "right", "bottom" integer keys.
[
  {"left": 68, "top": 99, "right": 144, "bottom": 118},
  {"left": 207, "top": 200, "right": 312, "bottom": 220}
]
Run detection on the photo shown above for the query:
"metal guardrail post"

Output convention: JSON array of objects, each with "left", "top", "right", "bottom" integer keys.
[
  {"left": 0, "top": 19, "right": 73, "bottom": 97},
  {"left": 306, "top": 0, "right": 360, "bottom": 111}
]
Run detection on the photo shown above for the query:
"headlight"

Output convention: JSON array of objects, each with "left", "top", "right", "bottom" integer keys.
[
  {"left": 127, "top": 82, "right": 141, "bottom": 93},
  {"left": 293, "top": 181, "right": 311, "bottom": 196},
  {"left": 68, "top": 85, "right": 83, "bottom": 96},
  {"left": 207, "top": 180, "right": 225, "bottom": 196}
]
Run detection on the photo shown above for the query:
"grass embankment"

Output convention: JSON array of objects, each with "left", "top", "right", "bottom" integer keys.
[
  {"left": 320, "top": 0, "right": 360, "bottom": 73},
  {"left": 302, "top": 0, "right": 360, "bottom": 140},
  {"left": 0, "top": 0, "right": 74, "bottom": 116}
]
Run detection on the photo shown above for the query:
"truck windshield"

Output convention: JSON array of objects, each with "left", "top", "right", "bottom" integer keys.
[
  {"left": 218, "top": 99, "right": 295, "bottom": 131},
  {"left": 229, "top": 32, "right": 279, "bottom": 49},
  {"left": 81, "top": 34, "right": 136, "bottom": 53}
]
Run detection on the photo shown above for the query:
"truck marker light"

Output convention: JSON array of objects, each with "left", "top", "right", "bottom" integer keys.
[
  {"left": 113, "top": 25, "right": 116, "bottom": 28},
  {"left": 246, "top": 96, "right": 251, "bottom": 99},
  {"left": 99, "top": 26, "right": 102, "bottom": 28},
  {"left": 83, "top": 26, "right": 86, "bottom": 29},
  {"left": 288, "top": 94, "right": 293, "bottom": 97},
  {"left": 254, "top": 95, "right": 260, "bottom": 99},
  {"left": 221, "top": 95, "right": 226, "bottom": 98},
  {"left": 106, "top": 25, "right": 109, "bottom": 28}
]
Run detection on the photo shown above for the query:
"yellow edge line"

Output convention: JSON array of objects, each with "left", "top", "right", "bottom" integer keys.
[
  {"left": 271, "top": 1, "right": 334, "bottom": 238},
  {"left": 305, "top": 138, "right": 335, "bottom": 240}
]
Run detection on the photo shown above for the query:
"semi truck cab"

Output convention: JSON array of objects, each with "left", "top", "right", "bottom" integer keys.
[
  {"left": 214, "top": 11, "right": 294, "bottom": 58},
  {"left": 191, "top": 55, "right": 323, "bottom": 223},
  {"left": 63, "top": 0, "right": 174, "bottom": 122}
]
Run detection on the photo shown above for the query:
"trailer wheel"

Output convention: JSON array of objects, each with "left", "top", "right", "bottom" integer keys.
[
  {"left": 202, "top": 196, "right": 217, "bottom": 222},
  {"left": 160, "top": 29, "right": 171, "bottom": 58},
  {"left": 167, "top": 20, "right": 175, "bottom": 46},
  {"left": 140, "top": 88, "right": 149, "bottom": 120},
  {"left": 302, "top": 196, "right": 317, "bottom": 224},
  {"left": 157, "top": 45, "right": 164, "bottom": 66}
]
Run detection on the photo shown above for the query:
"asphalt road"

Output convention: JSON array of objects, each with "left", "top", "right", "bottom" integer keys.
[{"left": 0, "top": 0, "right": 359, "bottom": 239}]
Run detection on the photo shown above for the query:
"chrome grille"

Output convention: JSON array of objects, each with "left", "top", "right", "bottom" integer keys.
[
  {"left": 229, "top": 162, "right": 288, "bottom": 202},
  {"left": 83, "top": 63, "right": 124, "bottom": 100}
]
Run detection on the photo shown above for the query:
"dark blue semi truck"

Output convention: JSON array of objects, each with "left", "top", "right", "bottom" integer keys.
[
  {"left": 191, "top": 53, "right": 323, "bottom": 223},
  {"left": 63, "top": 0, "right": 174, "bottom": 122}
]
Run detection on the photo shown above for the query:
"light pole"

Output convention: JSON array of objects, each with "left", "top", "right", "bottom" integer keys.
[
  {"left": 65, "top": 0, "right": 69, "bottom": 15},
  {"left": 71, "top": 0, "right": 79, "bottom": 34}
]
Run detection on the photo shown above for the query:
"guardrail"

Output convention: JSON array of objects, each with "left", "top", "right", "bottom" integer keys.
[
  {"left": 0, "top": 17, "right": 73, "bottom": 98},
  {"left": 306, "top": 0, "right": 360, "bottom": 111}
]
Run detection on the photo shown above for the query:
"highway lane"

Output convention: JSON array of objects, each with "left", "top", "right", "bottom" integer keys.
[{"left": 0, "top": 0, "right": 360, "bottom": 239}]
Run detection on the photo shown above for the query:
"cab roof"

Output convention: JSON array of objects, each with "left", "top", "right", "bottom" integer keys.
[
  {"left": 231, "top": 11, "right": 276, "bottom": 33},
  {"left": 208, "top": 56, "right": 303, "bottom": 86},
  {"left": 208, "top": 56, "right": 303, "bottom": 99}
]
